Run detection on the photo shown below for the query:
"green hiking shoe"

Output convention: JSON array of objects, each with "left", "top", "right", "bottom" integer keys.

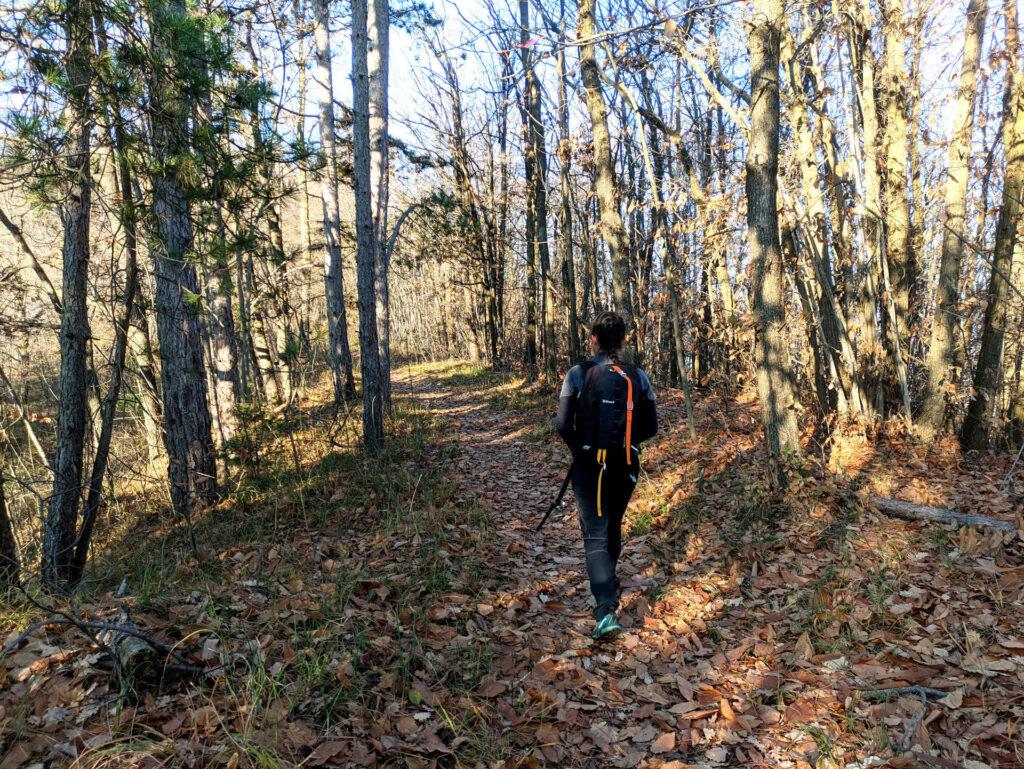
[{"left": 591, "top": 613, "right": 622, "bottom": 640}]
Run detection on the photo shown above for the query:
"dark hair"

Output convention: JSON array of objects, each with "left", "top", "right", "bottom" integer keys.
[{"left": 591, "top": 311, "right": 626, "bottom": 353}]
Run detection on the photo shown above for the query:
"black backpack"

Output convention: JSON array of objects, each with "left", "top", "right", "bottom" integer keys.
[{"left": 576, "top": 360, "right": 646, "bottom": 467}]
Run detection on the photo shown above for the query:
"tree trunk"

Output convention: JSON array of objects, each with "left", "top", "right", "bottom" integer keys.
[
  {"left": 69, "top": 94, "right": 142, "bottom": 584},
  {"left": 962, "top": 0, "right": 1024, "bottom": 450},
  {"left": 557, "top": 8, "right": 581, "bottom": 363},
  {"left": 295, "top": 0, "right": 313, "bottom": 353},
  {"left": 43, "top": 0, "right": 93, "bottom": 587},
  {"left": 578, "top": 0, "right": 635, "bottom": 351},
  {"left": 313, "top": 0, "right": 356, "bottom": 404},
  {"left": 520, "top": 0, "right": 556, "bottom": 376},
  {"left": 850, "top": 0, "right": 886, "bottom": 409},
  {"left": 251, "top": 306, "right": 283, "bottom": 403},
  {"left": 747, "top": 0, "right": 801, "bottom": 465},
  {"left": 880, "top": 0, "right": 915, "bottom": 342},
  {"left": 67, "top": 55, "right": 143, "bottom": 581},
  {"left": 517, "top": 19, "right": 539, "bottom": 375},
  {"left": 201, "top": 76, "right": 241, "bottom": 447},
  {"left": 782, "top": 23, "right": 852, "bottom": 414},
  {"left": 871, "top": 496, "right": 1017, "bottom": 531},
  {"left": 921, "top": 0, "right": 987, "bottom": 436},
  {"left": 369, "top": 0, "right": 392, "bottom": 413},
  {"left": 352, "top": 0, "right": 385, "bottom": 448},
  {"left": 0, "top": 471, "right": 17, "bottom": 588},
  {"left": 149, "top": 0, "right": 218, "bottom": 521},
  {"left": 205, "top": 212, "right": 241, "bottom": 441},
  {"left": 129, "top": 304, "right": 164, "bottom": 467},
  {"left": 231, "top": 213, "right": 254, "bottom": 400}
]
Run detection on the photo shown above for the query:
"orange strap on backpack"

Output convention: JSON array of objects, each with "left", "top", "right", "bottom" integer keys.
[{"left": 611, "top": 365, "right": 633, "bottom": 465}]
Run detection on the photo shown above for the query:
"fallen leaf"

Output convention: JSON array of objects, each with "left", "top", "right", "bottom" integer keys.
[
  {"left": 308, "top": 741, "right": 348, "bottom": 766},
  {"left": 651, "top": 732, "right": 675, "bottom": 754},
  {"left": 794, "top": 632, "right": 814, "bottom": 660},
  {"left": 478, "top": 679, "right": 507, "bottom": 697}
]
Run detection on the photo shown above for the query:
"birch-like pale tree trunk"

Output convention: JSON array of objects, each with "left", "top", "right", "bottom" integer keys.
[
  {"left": 850, "top": 0, "right": 885, "bottom": 409},
  {"left": 200, "top": 79, "right": 240, "bottom": 448},
  {"left": 880, "top": 0, "right": 915, "bottom": 341},
  {"left": 519, "top": 0, "right": 556, "bottom": 376},
  {"left": 368, "top": 0, "right": 391, "bottom": 412},
  {"left": 921, "top": 0, "right": 987, "bottom": 436}
]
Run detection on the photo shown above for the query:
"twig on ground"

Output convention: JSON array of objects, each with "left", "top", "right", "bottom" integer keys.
[{"left": 856, "top": 685, "right": 948, "bottom": 701}]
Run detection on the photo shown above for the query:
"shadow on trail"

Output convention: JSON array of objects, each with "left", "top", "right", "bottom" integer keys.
[{"left": 401, "top": 360, "right": 1010, "bottom": 768}]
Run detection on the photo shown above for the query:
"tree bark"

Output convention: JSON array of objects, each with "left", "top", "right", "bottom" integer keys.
[
  {"left": 578, "top": 0, "right": 635, "bottom": 352},
  {"left": 520, "top": 0, "right": 556, "bottom": 376},
  {"left": 556, "top": 6, "right": 581, "bottom": 363},
  {"left": 781, "top": 21, "right": 867, "bottom": 416},
  {"left": 880, "top": 0, "right": 915, "bottom": 342},
  {"left": 199, "top": 75, "right": 241, "bottom": 447},
  {"left": 850, "top": 1, "right": 886, "bottom": 409},
  {"left": 148, "top": 0, "right": 218, "bottom": 521},
  {"left": 369, "top": 0, "right": 392, "bottom": 413},
  {"left": 0, "top": 471, "right": 17, "bottom": 588},
  {"left": 962, "top": 0, "right": 1024, "bottom": 450},
  {"left": 921, "top": 0, "right": 987, "bottom": 436},
  {"left": 205, "top": 212, "right": 241, "bottom": 440},
  {"left": 69, "top": 82, "right": 143, "bottom": 584},
  {"left": 313, "top": 0, "right": 356, "bottom": 404},
  {"left": 295, "top": 0, "right": 313, "bottom": 353},
  {"left": 129, "top": 303, "right": 164, "bottom": 466},
  {"left": 70, "top": 132, "right": 140, "bottom": 581},
  {"left": 352, "top": 0, "right": 385, "bottom": 448},
  {"left": 747, "top": 0, "right": 801, "bottom": 465},
  {"left": 43, "top": 0, "right": 93, "bottom": 587}
]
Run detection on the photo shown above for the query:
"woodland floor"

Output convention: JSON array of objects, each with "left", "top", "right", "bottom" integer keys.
[{"left": 1, "top": 361, "right": 1023, "bottom": 769}]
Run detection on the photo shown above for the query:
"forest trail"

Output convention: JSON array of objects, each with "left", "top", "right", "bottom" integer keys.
[
  {"left": 394, "top": 363, "right": 733, "bottom": 766},
  {"left": 402, "top": 365, "right": 662, "bottom": 640},
  {"left": 389, "top": 362, "right": 1024, "bottom": 769},
  {"left": 2, "top": 362, "right": 1022, "bottom": 769}
]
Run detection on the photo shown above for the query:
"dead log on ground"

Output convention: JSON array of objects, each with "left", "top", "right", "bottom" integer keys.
[{"left": 870, "top": 497, "right": 1017, "bottom": 532}]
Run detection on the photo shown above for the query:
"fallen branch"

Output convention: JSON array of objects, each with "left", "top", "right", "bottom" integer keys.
[
  {"left": 857, "top": 685, "right": 948, "bottom": 701},
  {"left": 2, "top": 614, "right": 207, "bottom": 681},
  {"left": 870, "top": 497, "right": 1017, "bottom": 532}
]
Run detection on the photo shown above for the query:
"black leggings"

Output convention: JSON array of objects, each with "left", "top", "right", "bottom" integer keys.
[{"left": 571, "top": 457, "right": 638, "bottom": 619}]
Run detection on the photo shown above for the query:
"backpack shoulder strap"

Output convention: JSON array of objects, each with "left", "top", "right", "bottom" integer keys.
[
  {"left": 576, "top": 359, "right": 599, "bottom": 396},
  {"left": 609, "top": 363, "right": 635, "bottom": 466}
]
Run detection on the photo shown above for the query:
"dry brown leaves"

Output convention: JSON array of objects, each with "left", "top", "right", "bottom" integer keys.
[{"left": 2, "top": 365, "right": 1022, "bottom": 768}]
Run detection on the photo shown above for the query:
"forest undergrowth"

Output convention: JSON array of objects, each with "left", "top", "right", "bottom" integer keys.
[{"left": 1, "top": 360, "right": 1022, "bottom": 769}]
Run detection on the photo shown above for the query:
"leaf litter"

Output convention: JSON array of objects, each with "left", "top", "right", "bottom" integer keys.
[{"left": 1, "top": 361, "right": 1022, "bottom": 768}]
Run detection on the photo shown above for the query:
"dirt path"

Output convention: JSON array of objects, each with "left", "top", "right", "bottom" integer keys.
[
  {"left": 399, "top": 368, "right": 723, "bottom": 767},
  {"left": 404, "top": 367, "right": 661, "bottom": 635},
  {"left": 396, "top": 366, "right": 1024, "bottom": 769}
]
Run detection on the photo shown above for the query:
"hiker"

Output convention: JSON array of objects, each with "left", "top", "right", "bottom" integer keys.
[{"left": 553, "top": 311, "right": 657, "bottom": 639}]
